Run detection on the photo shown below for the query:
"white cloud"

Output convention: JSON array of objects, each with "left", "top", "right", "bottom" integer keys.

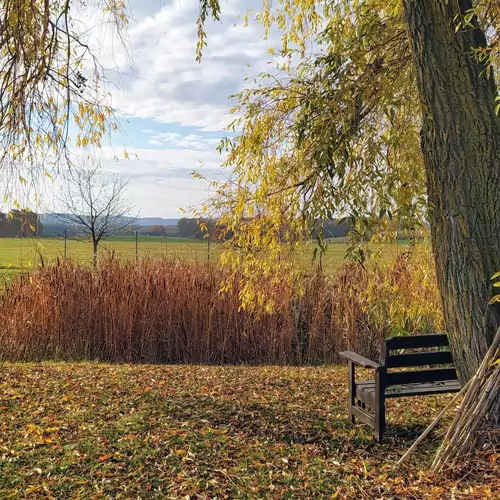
[
  {"left": 52, "top": 0, "right": 273, "bottom": 216},
  {"left": 99, "top": 145, "right": 224, "bottom": 178},
  {"left": 40, "top": 145, "right": 226, "bottom": 218},
  {"left": 99, "top": 145, "right": 225, "bottom": 216},
  {"left": 147, "top": 132, "right": 221, "bottom": 150},
  {"left": 95, "top": 0, "right": 271, "bottom": 131}
]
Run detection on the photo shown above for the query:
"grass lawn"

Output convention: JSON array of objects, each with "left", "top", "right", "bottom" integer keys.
[{"left": 0, "top": 364, "right": 496, "bottom": 498}]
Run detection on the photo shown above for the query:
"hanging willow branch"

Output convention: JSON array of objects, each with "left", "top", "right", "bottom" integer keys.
[{"left": 0, "top": 0, "right": 127, "bottom": 191}]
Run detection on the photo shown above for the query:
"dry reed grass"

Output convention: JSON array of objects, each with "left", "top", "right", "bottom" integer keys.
[{"left": 0, "top": 252, "right": 442, "bottom": 364}]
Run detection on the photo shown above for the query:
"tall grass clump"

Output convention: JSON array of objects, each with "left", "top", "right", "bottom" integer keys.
[{"left": 0, "top": 250, "right": 442, "bottom": 364}]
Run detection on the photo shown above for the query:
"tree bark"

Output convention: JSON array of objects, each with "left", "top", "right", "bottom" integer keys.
[
  {"left": 404, "top": 0, "right": 500, "bottom": 381},
  {"left": 93, "top": 240, "right": 98, "bottom": 268}
]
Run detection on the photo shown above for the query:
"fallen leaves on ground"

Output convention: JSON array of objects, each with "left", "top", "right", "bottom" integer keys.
[{"left": 0, "top": 364, "right": 497, "bottom": 498}]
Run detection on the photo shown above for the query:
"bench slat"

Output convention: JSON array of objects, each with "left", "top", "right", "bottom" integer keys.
[
  {"left": 356, "top": 382, "right": 376, "bottom": 408},
  {"left": 385, "top": 380, "right": 461, "bottom": 398},
  {"left": 386, "top": 367, "right": 458, "bottom": 386},
  {"left": 355, "top": 379, "right": 461, "bottom": 399},
  {"left": 384, "top": 334, "right": 449, "bottom": 350},
  {"left": 386, "top": 351, "right": 453, "bottom": 368},
  {"left": 352, "top": 405, "right": 375, "bottom": 428}
]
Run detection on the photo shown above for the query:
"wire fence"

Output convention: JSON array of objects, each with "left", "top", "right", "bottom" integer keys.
[
  {"left": 0, "top": 232, "right": 218, "bottom": 285},
  {"left": 0, "top": 233, "right": 419, "bottom": 287}
]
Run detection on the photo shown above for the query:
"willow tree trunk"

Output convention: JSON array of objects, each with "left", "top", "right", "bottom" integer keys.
[{"left": 404, "top": 0, "right": 500, "bottom": 382}]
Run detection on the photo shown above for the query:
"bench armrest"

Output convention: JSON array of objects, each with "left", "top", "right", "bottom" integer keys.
[{"left": 340, "top": 351, "right": 381, "bottom": 369}]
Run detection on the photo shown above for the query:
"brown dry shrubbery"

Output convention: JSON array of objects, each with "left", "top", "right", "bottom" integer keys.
[{"left": 0, "top": 251, "right": 442, "bottom": 364}]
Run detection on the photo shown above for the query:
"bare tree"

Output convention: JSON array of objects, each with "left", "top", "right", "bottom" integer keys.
[{"left": 55, "top": 167, "right": 135, "bottom": 267}]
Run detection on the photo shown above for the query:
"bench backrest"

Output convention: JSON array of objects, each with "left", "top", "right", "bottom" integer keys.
[{"left": 381, "top": 334, "right": 458, "bottom": 387}]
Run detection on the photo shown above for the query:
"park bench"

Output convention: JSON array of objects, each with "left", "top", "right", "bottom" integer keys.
[{"left": 340, "top": 334, "right": 461, "bottom": 442}]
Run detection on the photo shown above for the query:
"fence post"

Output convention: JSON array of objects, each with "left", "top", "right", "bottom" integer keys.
[
  {"left": 64, "top": 229, "right": 67, "bottom": 259},
  {"left": 135, "top": 230, "right": 138, "bottom": 263},
  {"left": 207, "top": 232, "right": 211, "bottom": 263}
]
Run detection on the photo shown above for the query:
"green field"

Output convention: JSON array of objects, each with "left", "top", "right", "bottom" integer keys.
[
  {"left": 0, "top": 236, "right": 214, "bottom": 274},
  {"left": 0, "top": 236, "right": 412, "bottom": 281}
]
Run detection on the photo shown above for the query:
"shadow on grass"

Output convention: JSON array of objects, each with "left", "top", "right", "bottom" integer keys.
[{"left": 156, "top": 393, "right": 438, "bottom": 455}]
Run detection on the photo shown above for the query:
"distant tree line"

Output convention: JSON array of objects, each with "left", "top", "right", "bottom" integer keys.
[
  {"left": 175, "top": 218, "right": 423, "bottom": 242},
  {"left": 177, "top": 218, "right": 213, "bottom": 239},
  {"left": 136, "top": 225, "right": 178, "bottom": 237},
  {"left": 0, "top": 214, "right": 419, "bottom": 243},
  {"left": 41, "top": 224, "right": 79, "bottom": 238},
  {"left": 177, "top": 218, "right": 350, "bottom": 240},
  {"left": 311, "top": 220, "right": 350, "bottom": 239},
  {"left": 0, "top": 210, "right": 42, "bottom": 237},
  {"left": 177, "top": 218, "right": 234, "bottom": 240}
]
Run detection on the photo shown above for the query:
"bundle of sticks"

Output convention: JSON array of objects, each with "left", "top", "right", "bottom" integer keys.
[
  {"left": 432, "top": 326, "right": 500, "bottom": 472},
  {"left": 398, "top": 327, "right": 500, "bottom": 471}
]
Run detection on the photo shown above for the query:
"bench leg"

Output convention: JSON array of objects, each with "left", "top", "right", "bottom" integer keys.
[
  {"left": 348, "top": 360, "right": 355, "bottom": 423},
  {"left": 374, "top": 402, "right": 385, "bottom": 443},
  {"left": 374, "top": 370, "right": 386, "bottom": 443}
]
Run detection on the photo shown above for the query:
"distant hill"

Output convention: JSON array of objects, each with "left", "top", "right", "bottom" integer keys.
[
  {"left": 39, "top": 214, "right": 179, "bottom": 237},
  {"left": 132, "top": 218, "right": 179, "bottom": 227},
  {"left": 39, "top": 214, "right": 64, "bottom": 226},
  {"left": 40, "top": 214, "right": 178, "bottom": 227}
]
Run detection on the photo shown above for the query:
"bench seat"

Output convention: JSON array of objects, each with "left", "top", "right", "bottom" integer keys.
[{"left": 356, "top": 379, "right": 461, "bottom": 405}]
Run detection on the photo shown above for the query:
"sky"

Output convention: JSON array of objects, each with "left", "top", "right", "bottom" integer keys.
[{"left": 70, "top": 0, "right": 272, "bottom": 219}]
